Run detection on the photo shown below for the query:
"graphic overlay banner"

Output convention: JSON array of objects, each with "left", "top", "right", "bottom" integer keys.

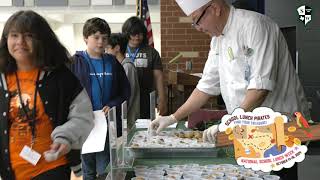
[
  {"left": 297, "top": 5, "right": 312, "bottom": 26},
  {"left": 218, "top": 107, "right": 308, "bottom": 172}
]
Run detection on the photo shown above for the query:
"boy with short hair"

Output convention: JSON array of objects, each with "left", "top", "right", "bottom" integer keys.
[
  {"left": 106, "top": 33, "right": 140, "bottom": 130},
  {"left": 70, "top": 18, "right": 130, "bottom": 180}
]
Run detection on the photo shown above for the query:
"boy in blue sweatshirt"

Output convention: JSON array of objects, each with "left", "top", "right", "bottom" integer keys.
[{"left": 70, "top": 17, "right": 130, "bottom": 180}]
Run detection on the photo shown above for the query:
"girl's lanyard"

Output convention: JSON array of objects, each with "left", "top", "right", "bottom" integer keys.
[
  {"left": 85, "top": 51, "right": 105, "bottom": 106},
  {"left": 127, "top": 45, "right": 140, "bottom": 63},
  {"left": 15, "top": 70, "right": 40, "bottom": 149}
]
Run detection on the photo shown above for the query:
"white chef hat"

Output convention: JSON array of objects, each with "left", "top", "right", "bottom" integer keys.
[{"left": 175, "top": 0, "right": 211, "bottom": 16}]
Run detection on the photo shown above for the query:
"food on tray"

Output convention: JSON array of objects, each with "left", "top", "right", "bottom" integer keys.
[
  {"left": 157, "top": 138, "right": 165, "bottom": 144},
  {"left": 177, "top": 132, "right": 185, "bottom": 138},
  {"left": 166, "top": 176, "right": 178, "bottom": 180},
  {"left": 194, "top": 131, "right": 202, "bottom": 139},
  {"left": 175, "top": 131, "right": 203, "bottom": 139},
  {"left": 131, "top": 143, "right": 140, "bottom": 148},
  {"left": 132, "top": 164, "right": 277, "bottom": 180},
  {"left": 202, "top": 178, "right": 216, "bottom": 180},
  {"left": 130, "top": 130, "right": 214, "bottom": 148},
  {"left": 184, "top": 131, "right": 194, "bottom": 138},
  {"left": 203, "top": 175, "right": 216, "bottom": 179},
  {"left": 212, "top": 172, "right": 224, "bottom": 178}
]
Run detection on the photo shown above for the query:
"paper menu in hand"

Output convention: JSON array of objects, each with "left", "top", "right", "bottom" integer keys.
[{"left": 82, "top": 110, "right": 107, "bottom": 154}]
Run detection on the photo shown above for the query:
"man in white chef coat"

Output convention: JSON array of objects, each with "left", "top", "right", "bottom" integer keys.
[
  {"left": 150, "top": 0, "right": 310, "bottom": 179},
  {"left": 151, "top": 0, "right": 310, "bottom": 146}
]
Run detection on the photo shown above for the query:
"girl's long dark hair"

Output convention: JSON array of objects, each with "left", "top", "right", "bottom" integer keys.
[{"left": 0, "top": 10, "right": 70, "bottom": 73}]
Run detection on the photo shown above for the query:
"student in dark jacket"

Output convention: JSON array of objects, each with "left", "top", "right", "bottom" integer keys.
[
  {"left": 0, "top": 10, "right": 94, "bottom": 180},
  {"left": 70, "top": 17, "right": 130, "bottom": 180}
]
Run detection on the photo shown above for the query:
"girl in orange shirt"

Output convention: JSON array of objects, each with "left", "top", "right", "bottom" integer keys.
[{"left": 0, "top": 10, "right": 93, "bottom": 180}]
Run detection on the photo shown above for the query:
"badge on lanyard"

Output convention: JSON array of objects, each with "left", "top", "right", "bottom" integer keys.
[
  {"left": 20, "top": 145, "right": 41, "bottom": 166},
  {"left": 135, "top": 58, "right": 148, "bottom": 68},
  {"left": 15, "top": 70, "right": 41, "bottom": 165},
  {"left": 242, "top": 45, "right": 254, "bottom": 81}
]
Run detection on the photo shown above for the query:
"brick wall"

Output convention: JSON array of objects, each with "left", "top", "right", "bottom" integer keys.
[
  {"left": 160, "top": 0, "right": 211, "bottom": 81},
  {"left": 161, "top": 0, "right": 219, "bottom": 114}
]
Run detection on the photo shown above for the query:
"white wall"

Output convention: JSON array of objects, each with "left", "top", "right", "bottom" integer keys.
[
  {"left": 55, "top": 24, "right": 76, "bottom": 53},
  {"left": 0, "top": 5, "right": 161, "bottom": 55}
]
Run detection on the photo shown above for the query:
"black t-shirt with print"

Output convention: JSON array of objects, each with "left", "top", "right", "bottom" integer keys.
[{"left": 125, "top": 45, "right": 163, "bottom": 118}]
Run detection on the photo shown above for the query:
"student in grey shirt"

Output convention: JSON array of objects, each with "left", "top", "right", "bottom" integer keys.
[{"left": 106, "top": 33, "right": 140, "bottom": 130}]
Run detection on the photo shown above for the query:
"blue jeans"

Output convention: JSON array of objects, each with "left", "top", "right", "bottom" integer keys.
[{"left": 82, "top": 137, "right": 110, "bottom": 180}]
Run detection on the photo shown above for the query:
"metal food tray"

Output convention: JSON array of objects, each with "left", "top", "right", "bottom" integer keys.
[{"left": 127, "top": 131, "right": 218, "bottom": 158}]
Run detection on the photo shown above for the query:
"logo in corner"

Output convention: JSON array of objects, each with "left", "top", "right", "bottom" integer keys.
[{"left": 297, "top": 5, "right": 312, "bottom": 26}]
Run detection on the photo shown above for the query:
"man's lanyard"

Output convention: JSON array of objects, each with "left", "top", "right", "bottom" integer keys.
[
  {"left": 127, "top": 45, "right": 140, "bottom": 62},
  {"left": 85, "top": 51, "right": 105, "bottom": 105},
  {"left": 15, "top": 70, "right": 40, "bottom": 148}
]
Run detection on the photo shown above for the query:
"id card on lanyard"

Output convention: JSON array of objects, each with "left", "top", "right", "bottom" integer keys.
[
  {"left": 15, "top": 70, "right": 42, "bottom": 165},
  {"left": 127, "top": 46, "right": 149, "bottom": 67}
]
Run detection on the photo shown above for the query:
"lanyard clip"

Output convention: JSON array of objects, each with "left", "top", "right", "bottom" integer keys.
[{"left": 30, "top": 138, "right": 35, "bottom": 150}]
